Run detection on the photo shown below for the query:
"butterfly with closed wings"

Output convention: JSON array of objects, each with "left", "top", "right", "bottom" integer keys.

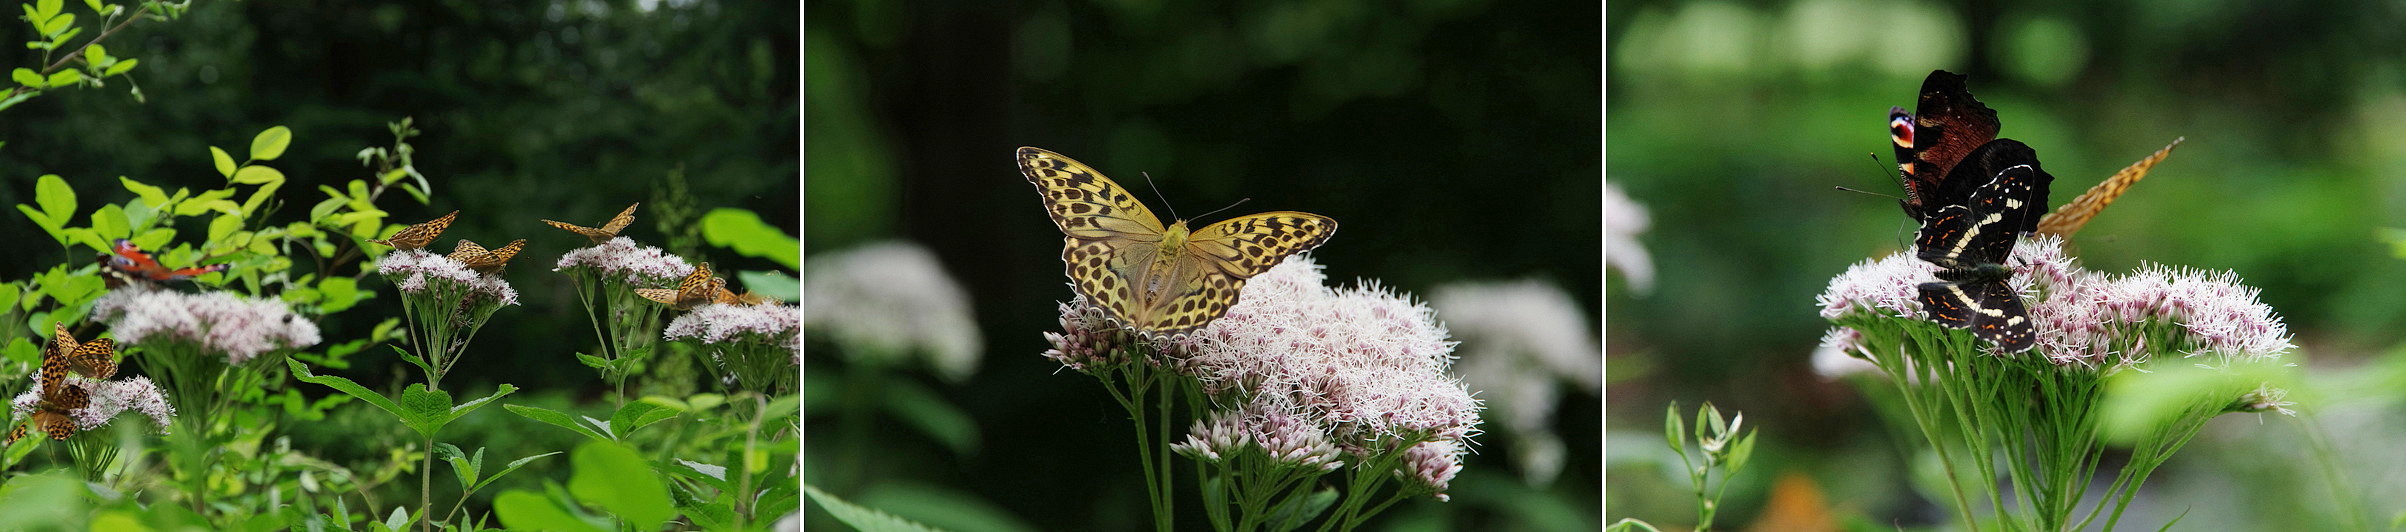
[
  {"left": 1018, "top": 147, "right": 1335, "bottom": 336},
  {"left": 4, "top": 324, "right": 116, "bottom": 445},
  {"left": 449, "top": 239, "right": 528, "bottom": 274},
  {"left": 543, "top": 203, "right": 640, "bottom": 245},
  {"left": 369, "top": 211, "right": 460, "bottom": 251}
]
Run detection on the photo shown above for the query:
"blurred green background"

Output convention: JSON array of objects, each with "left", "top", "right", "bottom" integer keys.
[
  {"left": 807, "top": 0, "right": 1600, "bottom": 529},
  {"left": 0, "top": 0, "right": 796, "bottom": 511},
  {"left": 1608, "top": 0, "right": 2406, "bottom": 529}
]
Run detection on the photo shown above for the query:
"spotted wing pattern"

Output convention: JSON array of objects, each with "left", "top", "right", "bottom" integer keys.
[
  {"left": 370, "top": 211, "right": 460, "bottom": 250},
  {"left": 543, "top": 203, "right": 640, "bottom": 244},
  {"left": 636, "top": 262, "right": 717, "bottom": 310},
  {"left": 1912, "top": 146, "right": 2053, "bottom": 352},
  {"left": 2036, "top": 137, "right": 2183, "bottom": 238},
  {"left": 449, "top": 239, "right": 527, "bottom": 274},
  {"left": 1890, "top": 70, "right": 2003, "bottom": 220},
  {"left": 1020, "top": 147, "right": 1335, "bottom": 335}
]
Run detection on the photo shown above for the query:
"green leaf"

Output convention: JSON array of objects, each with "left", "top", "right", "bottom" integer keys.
[
  {"left": 209, "top": 146, "right": 236, "bottom": 178},
  {"left": 471, "top": 451, "right": 562, "bottom": 493},
  {"left": 317, "top": 277, "right": 362, "bottom": 312},
  {"left": 33, "top": 174, "right": 74, "bottom": 222},
  {"left": 566, "top": 441, "right": 673, "bottom": 529},
  {"left": 736, "top": 270, "right": 800, "bottom": 301},
  {"left": 856, "top": 483, "right": 1040, "bottom": 532},
  {"left": 287, "top": 358, "right": 410, "bottom": 429},
  {"left": 1264, "top": 487, "right": 1339, "bottom": 532},
  {"left": 120, "top": 176, "right": 168, "bottom": 207},
  {"left": 573, "top": 353, "right": 609, "bottom": 370},
  {"left": 1664, "top": 402, "right": 1685, "bottom": 457},
  {"left": 607, "top": 399, "right": 681, "bottom": 439},
  {"left": 11, "top": 68, "right": 42, "bottom": 88},
  {"left": 379, "top": 507, "right": 410, "bottom": 532},
  {"left": 90, "top": 203, "right": 129, "bottom": 239},
  {"left": 503, "top": 404, "right": 608, "bottom": 442},
  {"left": 101, "top": 57, "right": 133, "bottom": 76},
  {"left": 231, "top": 165, "right": 285, "bottom": 185},
  {"left": 699, "top": 208, "right": 800, "bottom": 269},
  {"left": 42, "top": 13, "right": 74, "bottom": 37},
  {"left": 43, "top": 69, "right": 78, "bottom": 87},
  {"left": 398, "top": 385, "right": 454, "bottom": 438},
  {"left": 240, "top": 181, "right": 282, "bottom": 217},
  {"left": 250, "top": 125, "right": 293, "bottom": 161},
  {"left": 15, "top": 206, "right": 62, "bottom": 245},
  {"left": 35, "top": 0, "right": 61, "bottom": 20},
  {"left": 492, "top": 491, "right": 607, "bottom": 532},
  {"left": 80, "top": 43, "right": 103, "bottom": 66},
  {"left": 805, "top": 485, "right": 944, "bottom": 532},
  {"left": 208, "top": 213, "right": 243, "bottom": 243},
  {"left": 881, "top": 381, "right": 979, "bottom": 456},
  {"left": 79, "top": 0, "right": 98, "bottom": 14},
  {"left": 440, "top": 443, "right": 481, "bottom": 491}
]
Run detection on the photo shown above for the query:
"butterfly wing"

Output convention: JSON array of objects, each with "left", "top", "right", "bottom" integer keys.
[
  {"left": 1894, "top": 70, "right": 2002, "bottom": 217},
  {"left": 600, "top": 203, "right": 639, "bottom": 234},
  {"left": 634, "top": 289, "right": 683, "bottom": 306},
  {"left": 65, "top": 337, "right": 114, "bottom": 380},
  {"left": 542, "top": 219, "right": 602, "bottom": 237},
  {"left": 373, "top": 211, "right": 459, "bottom": 250},
  {"left": 449, "top": 239, "right": 497, "bottom": 268},
  {"left": 1187, "top": 212, "right": 1338, "bottom": 279},
  {"left": 1018, "top": 147, "right": 1170, "bottom": 240},
  {"left": 489, "top": 239, "right": 527, "bottom": 266},
  {"left": 2037, "top": 138, "right": 2181, "bottom": 238}
]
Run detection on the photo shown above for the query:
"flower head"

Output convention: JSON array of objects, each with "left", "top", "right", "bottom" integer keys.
[
  {"left": 803, "top": 241, "right": 981, "bottom": 381},
  {"left": 91, "top": 288, "right": 323, "bottom": 363},
  {"left": 1812, "top": 327, "right": 1880, "bottom": 379},
  {"left": 554, "top": 236, "right": 696, "bottom": 287},
  {"left": 1428, "top": 279, "right": 1593, "bottom": 483},
  {"left": 11, "top": 376, "right": 175, "bottom": 433},
  {"left": 1395, "top": 440, "right": 1466, "bottom": 502},
  {"left": 1607, "top": 181, "right": 1654, "bottom": 292},
  {"left": 665, "top": 303, "right": 801, "bottom": 346},
  {"left": 380, "top": 248, "right": 518, "bottom": 306}
]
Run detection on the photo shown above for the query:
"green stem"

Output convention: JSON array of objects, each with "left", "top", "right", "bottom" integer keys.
[{"left": 420, "top": 435, "right": 434, "bottom": 532}]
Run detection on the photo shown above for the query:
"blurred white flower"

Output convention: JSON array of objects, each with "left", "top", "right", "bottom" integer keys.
[
  {"left": 1431, "top": 279, "right": 1598, "bottom": 484},
  {"left": 91, "top": 288, "right": 323, "bottom": 363},
  {"left": 1812, "top": 327, "right": 1880, "bottom": 379},
  {"left": 554, "top": 236, "right": 697, "bottom": 287},
  {"left": 1606, "top": 180, "right": 1654, "bottom": 293},
  {"left": 803, "top": 241, "right": 982, "bottom": 382}
]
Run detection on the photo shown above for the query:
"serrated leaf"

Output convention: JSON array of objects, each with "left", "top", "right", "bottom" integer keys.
[
  {"left": 804, "top": 485, "right": 943, "bottom": 532},
  {"left": 209, "top": 146, "right": 235, "bottom": 178},
  {"left": 398, "top": 384, "right": 453, "bottom": 437},
  {"left": 250, "top": 125, "right": 292, "bottom": 161}
]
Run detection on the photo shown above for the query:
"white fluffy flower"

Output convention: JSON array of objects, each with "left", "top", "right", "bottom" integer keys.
[
  {"left": 10, "top": 376, "right": 175, "bottom": 432},
  {"left": 803, "top": 241, "right": 981, "bottom": 381},
  {"left": 553, "top": 236, "right": 697, "bottom": 286},
  {"left": 665, "top": 303, "right": 801, "bottom": 346},
  {"left": 90, "top": 288, "right": 323, "bottom": 363},
  {"left": 1430, "top": 279, "right": 1596, "bottom": 484}
]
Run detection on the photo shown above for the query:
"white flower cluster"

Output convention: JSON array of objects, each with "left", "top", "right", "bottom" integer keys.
[
  {"left": 803, "top": 241, "right": 981, "bottom": 381},
  {"left": 11, "top": 375, "right": 176, "bottom": 432},
  {"left": 378, "top": 248, "right": 519, "bottom": 306},
  {"left": 553, "top": 236, "right": 696, "bottom": 286},
  {"left": 91, "top": 288, "right": 324, "bottom": 363}
]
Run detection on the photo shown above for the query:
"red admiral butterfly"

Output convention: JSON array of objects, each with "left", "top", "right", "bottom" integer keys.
[
  {"left": 101, "top": 239, "right": 229, "bottom": 289},
  {"left": 1893, "top": 71, "right": 2055, "bottom": 351}
]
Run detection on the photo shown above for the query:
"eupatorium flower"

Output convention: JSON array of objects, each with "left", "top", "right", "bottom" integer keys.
[
  {"left": 1395, "top": 440, "right": 1466, "bottom": 502},
  {"left": 668, "top": 303, "right": 801, "bottom": 393},
  {"left": 11, "top": 376, "right": 176, "bottom": 432},
  {"left": 91, "top": 287, "right": 323, "bottom": 363},
  {"left": 1817, "top": 235, "right": 2292, "bottom": 368},
  {"left": 1170, "top": 405, "right": 1344, "bottom": 471},
  {"left": 803, "top": 241, "right": 981, "bottom": 381},
  {"left": 379, "top": 248, "right": 519, "bottom": 306},
  {"left": 553, "top": 236, "right": 696, "bottom": 286}
]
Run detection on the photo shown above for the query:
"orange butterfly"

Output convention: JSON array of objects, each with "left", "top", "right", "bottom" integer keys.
[
  {"left": 100, "top": 239, "right": 229, "bottom": 289},
  {"left": 542, "top": 203, "right": 640, "bottom": 244},
  {"left": 449, "top": 239, "right": 527, "bottom": 274},
  {"left": 4, "top": 324, "right": 112, "bottom": 445},
  {"left": 637, "top": 262, "right": 721, "bottom": 310},
  {"left": 713, "top": 284, "right": 780, "bottom": 306},
  {"left": 370, "top": 211, "right": 460, "bottom": 251}
]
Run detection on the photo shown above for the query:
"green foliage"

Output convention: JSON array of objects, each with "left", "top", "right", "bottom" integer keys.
[
  {"left": 288, "top": 358, "right": 520, "bottom": 441},
  {"left": 806, "top": 485, "right": 946, "bottom": 532},
  {"left": 700, "top": 207, "right": 801, "bottom": 269},
  {"left": 492, "top": 441, "right": 675, "bottom": 531}
]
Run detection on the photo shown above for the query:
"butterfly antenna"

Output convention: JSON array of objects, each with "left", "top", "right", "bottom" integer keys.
[
  {"left": 1141, "top": 171, "right": 1181, "bottom": 221},
  {"left": 1867, "top": 152, "right": 1902, "bottom": 182},
  {"left": 1833, "top": 185, "right": 1904, "bottom": 201},
  {"left": 1193, "top": 198, "right": 1253, "bottom": 221}
]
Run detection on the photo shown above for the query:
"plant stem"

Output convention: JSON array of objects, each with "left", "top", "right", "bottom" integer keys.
[{"left": 420, "top": 435, "right": 434, "bottom": 532}]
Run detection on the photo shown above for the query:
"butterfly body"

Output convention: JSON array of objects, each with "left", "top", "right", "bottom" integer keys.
[
  {"left": 101, "top": 239, "right": 228, "bottom": 288},
  {"left": 6, "top": 324, "right": 113, "bottom": 445},
  {"left": 638, "top": 262, "right": 721, "bottom": 310},
  {"left": 371, "top": 211, "right": 460, "bottom": 250},
  {"left": 449, "top": 239, "right": 527, "bottom": 274},
  {"left": 1019, "top": 147, "right": 1336, "bottom": 335},
  {"left": 1911, "top": 146, "right": 2052, "bottom": 352}
]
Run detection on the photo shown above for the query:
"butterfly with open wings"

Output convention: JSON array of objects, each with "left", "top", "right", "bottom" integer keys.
[
  {"left": 101, "top": 239, "right": 230, "bottom": 289},
  {"left": 4, "top": 324, "right": 116, "bottom": 445}
]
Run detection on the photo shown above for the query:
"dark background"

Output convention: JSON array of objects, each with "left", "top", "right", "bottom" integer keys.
[
  {"left": 1608, "top": 0, "right": 2406, "bottom": 528},
  {"left": 807, "top": 0, "right": 1602, "bottom": 529}
]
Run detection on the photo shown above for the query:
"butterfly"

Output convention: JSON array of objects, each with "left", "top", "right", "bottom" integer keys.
[
  {"left": 2035, "top": 137, "right": 2183, "bottom": 238},
  {"left": 1913, "top": 140, "right": 2055, "bottom": 352},
  {"left": 448, "top": 239, "right": 527, "bottom": 274},
  {"left": 5, "top": 324, "right": 112, "bottom": 445},
  {"left": 713, "top": 284, "right": 780, "bottom": 306},
  {"left": 1889, "top": 70, "right": 2016, "bottom": 222},
  {"left": 542, "top": 203, "right": 640, "bottom": 244},
  {"left": 101, "top": 239, "right": 229, "bottom": 289},
  {"left": 370, "top": 211, "right": 460, "bottom": 251},
  {"left": 637, "top": 262, "right": 721, "bottom": 310},
  {"left": 1017, "top": 147, "right": 1336, "bottom": 335}
]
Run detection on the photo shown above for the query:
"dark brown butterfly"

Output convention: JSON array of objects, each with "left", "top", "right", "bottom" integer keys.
[
  {"left": 542, "top": 203, "right": 639, "bottom": 244},
  {"left": 5, "top": 324, "right": 110, "bottom": 445},
  {"left": 369, "top": 211, "right": 460, "bottom": 251},
  {"left": 449, "top": 239, "right": 527, "bottom": 274},
  {"left": 636, "top": 262, "right": 720, "bottom": 310}
]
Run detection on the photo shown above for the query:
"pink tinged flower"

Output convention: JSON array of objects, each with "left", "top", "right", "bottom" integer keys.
[
  {"left": 665, "top": 303, "right": 802, "bottom": 347},
  {"left": 803, "top": 241, "right": 982, "bottom": 381},
  {"left": 1395, "top": 440, "right": 1466, "bottom": 502},
  {"left": 553, "top": 236, "right": 696, "bottom": 286},
  {"left": 10, "top": 377, "right": 175, "bottom": 432},
  {"left": 1816, "top": 252, "right": 1940, "bottom": 321},
  {"left": 1169, "top": 411, "right": 1252, "bottom": 463},
  {"left": 90, "top": 287, "right": 323, "bottom": 363}
]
